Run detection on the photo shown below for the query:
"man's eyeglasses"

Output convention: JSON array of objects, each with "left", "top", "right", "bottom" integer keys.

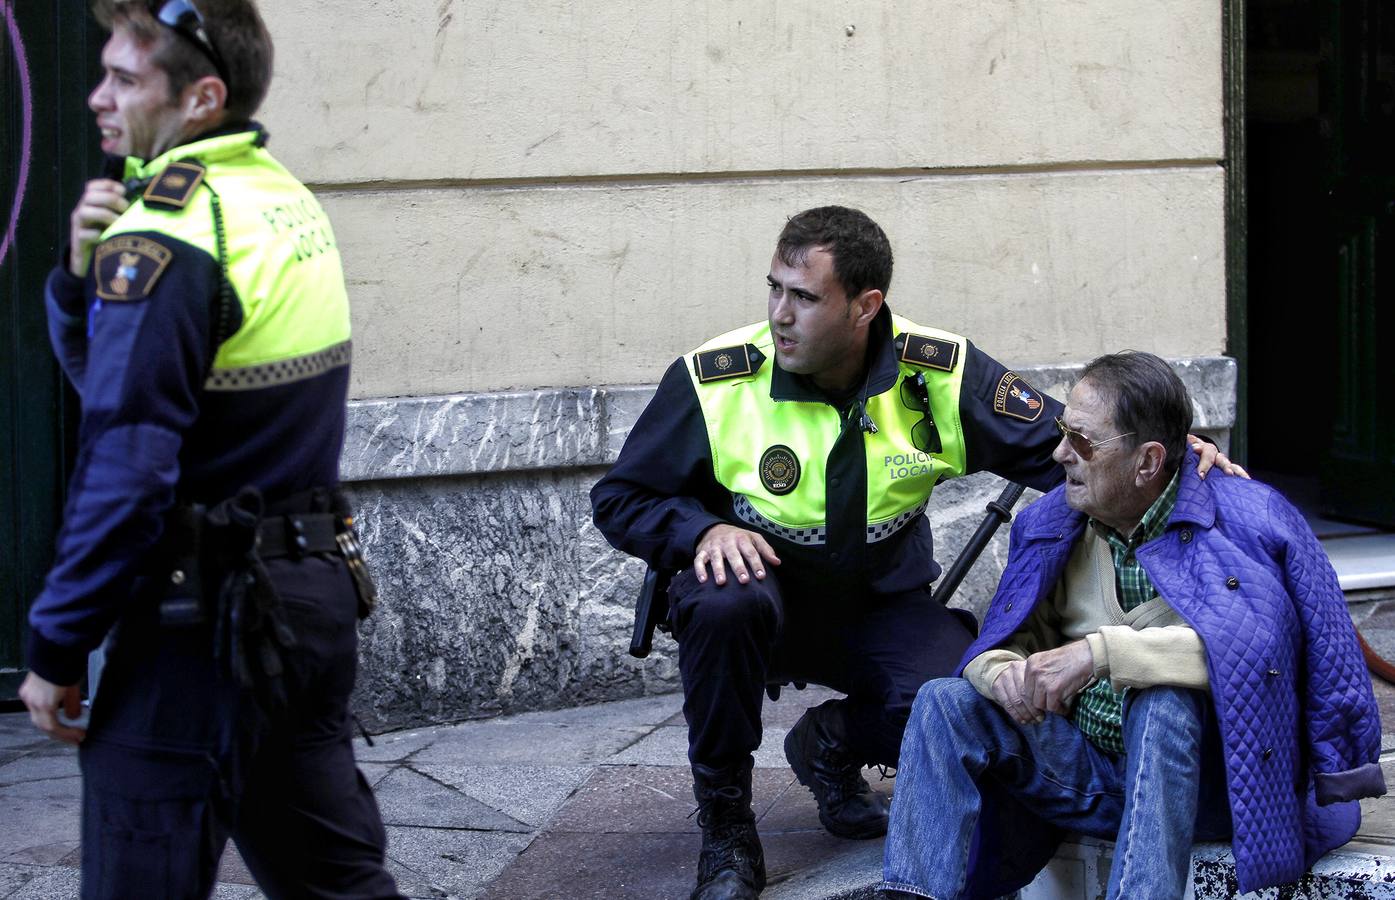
[
  {"left": 1054, "top": 416, "right": 1135, "bottom": 460},
  {"left": 899, "top": 373, "right": 942, "bottom": 454},
  {"left": 151, "top": 0, "right": 231, "bottom": 89}
]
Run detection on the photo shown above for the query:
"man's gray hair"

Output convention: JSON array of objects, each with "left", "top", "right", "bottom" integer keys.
[{"left": 1080, "top": 351, "right": 1192, "bottom": 473}]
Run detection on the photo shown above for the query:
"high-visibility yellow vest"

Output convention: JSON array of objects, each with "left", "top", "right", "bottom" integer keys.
[
  {"left": 102, "top": 129, "right": 350, "bottom": 390},
  {"left": 685, "top": 315, "right": 967, "bottom": 546}
]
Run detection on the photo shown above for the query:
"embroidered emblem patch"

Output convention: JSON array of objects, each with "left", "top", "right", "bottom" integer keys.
[
  {"left": 759, "top": 445, "right": 800, "bottom": 496},
  {"left": 993, "top": 372, "right": 1045, "bottom": 422},
  {"left": 94, "top": 235, "right": 173, "bottom": 301},
  {"left": 142, "top": 160, "right": 205, "bottom": 209},
  {"left": 694, "top": 343, "right": 765, "bottom": 383},
  {"left": 897, "top": 334, "right": 959, "bottom": 372}
]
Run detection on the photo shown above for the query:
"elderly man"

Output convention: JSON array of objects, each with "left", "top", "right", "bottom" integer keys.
[{"left": 880, "top": 351, "right": 1384, "bottom": 899}]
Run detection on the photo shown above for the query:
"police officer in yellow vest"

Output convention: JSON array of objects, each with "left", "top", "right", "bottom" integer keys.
[
  {"left": 18, "top": 2, "right": 402, "bottom": 897},
  {"left": 591, "top": 206, "right": 1232, "bottom": 900}
]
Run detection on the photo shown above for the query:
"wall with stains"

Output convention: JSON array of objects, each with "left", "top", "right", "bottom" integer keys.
[{"left": 256, "top": 0, "right": 1225, "bottom": 399}]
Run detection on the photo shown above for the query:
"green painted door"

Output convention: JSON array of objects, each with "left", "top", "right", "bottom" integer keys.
[
  {"left": 1321, "top": 0, "right": 1395, "bottom": 526},
  {"left": 2, "top": 5, "right": 101, "bottom": 698}
]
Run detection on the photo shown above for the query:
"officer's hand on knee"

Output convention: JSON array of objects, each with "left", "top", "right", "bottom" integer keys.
[
  {"left": 18, "top": 672, "right": 85, "bottom": 745},
  {"left": 991, "top": 661, "right": 1044, "bottom": 725},
  {"left": 693, "top": 524, "right": 781, "bottom": 586}
]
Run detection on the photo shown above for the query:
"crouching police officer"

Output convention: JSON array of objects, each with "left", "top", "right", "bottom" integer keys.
[
  {"left": 19, "top": 2, "right": 402, "bottom": 897},
  {"left": 591, "top": 206, "right": 1071, "bottom": 900}
]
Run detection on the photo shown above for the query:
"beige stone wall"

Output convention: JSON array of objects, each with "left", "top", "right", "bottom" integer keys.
[{"left": 257, "top": 1, "right": 1224, "bottom": 399}]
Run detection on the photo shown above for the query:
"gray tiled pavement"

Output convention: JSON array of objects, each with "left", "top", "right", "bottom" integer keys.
[
  {"left": 0, "top": 684, "right": 888, "bottom": 899},
  {"left": 1, "top": 670, "right": 1393, "bottom": 900}
]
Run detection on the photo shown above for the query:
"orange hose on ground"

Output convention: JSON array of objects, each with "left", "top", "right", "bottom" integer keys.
[{"left": 1358, "top": 629, "right": 1395, "bottom": 685}]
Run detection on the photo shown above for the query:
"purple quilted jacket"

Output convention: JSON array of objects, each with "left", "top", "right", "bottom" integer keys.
[{"left": 957, "top": 452, "right": 1386, "bottom": 893}]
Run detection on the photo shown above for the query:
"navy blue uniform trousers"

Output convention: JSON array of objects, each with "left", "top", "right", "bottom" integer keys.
[
  {"left": 78, "top": 554, "right": 401, "bottom": 900},
  {"left": 668, "top": 566, "right": 977, "bottom": 771}
]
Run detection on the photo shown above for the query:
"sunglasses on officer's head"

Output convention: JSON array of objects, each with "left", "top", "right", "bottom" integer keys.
[
  {"left": 150, "top": 0, "right": 231, "bottom": 89},
  {"left": 1054, "top": 416, "right": 1135, "bottom": 460}
]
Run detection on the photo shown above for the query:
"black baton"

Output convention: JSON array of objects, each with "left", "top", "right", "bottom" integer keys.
[
  {"left": 629, "top": 566, "right": 673, "bottom": 659},
  {"left": 931, "top": 482, "right": 1027, "bottom": 607}
]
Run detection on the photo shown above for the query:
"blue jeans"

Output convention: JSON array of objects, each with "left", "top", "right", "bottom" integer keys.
[{"left": 881, "top": 679, "right": 1232, "bottom": 899}]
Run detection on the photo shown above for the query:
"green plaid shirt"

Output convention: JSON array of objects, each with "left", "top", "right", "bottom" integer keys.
[{"left": 1070, "top": 470, "right": 1181, "bottom": 753}]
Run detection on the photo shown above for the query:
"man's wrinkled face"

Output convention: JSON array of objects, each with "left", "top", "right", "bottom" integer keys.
[
  {"left": 767, "top": 247, "right": 860, "bottom": 390},
  {"left": 89, "top": 27, "right": 191, "bottom": 160},
  {"left": 1052, "top": 378, "right": 1140, "bottom": 528}
]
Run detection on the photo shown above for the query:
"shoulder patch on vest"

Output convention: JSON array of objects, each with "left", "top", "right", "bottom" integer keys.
[
  {"left": 993, "top": 372, "right": 1045, "bottom": 422},
  {"left": 142, "top": 160, "right": 205, "bottom": 210},
  {"left": 93, "top": 235, "right": 174, "bottom": 301},
  {"left": 759, "top": 445, "right": 800, "bottom": 495},
  {"left": 897, "top": 333, "right": 959, "bottom": 372},
  {"left": 694, "top": 343, "right": 765, "bottom": 383}
]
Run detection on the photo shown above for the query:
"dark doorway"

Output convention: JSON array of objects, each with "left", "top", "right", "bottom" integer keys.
[
  {"left": 1246, "top": 0, "right": 1395, "bottom": 527},
  {"left": 1, "top": 6, "right": 102, "bottom": 698}
]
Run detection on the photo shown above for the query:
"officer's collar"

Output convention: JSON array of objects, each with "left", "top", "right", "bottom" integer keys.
[
  {"left": 769, "top": 305, "right": 900, "bottom": 404},
  {"left": 117, "top": 121, "right": 268, "bottom": 182}
]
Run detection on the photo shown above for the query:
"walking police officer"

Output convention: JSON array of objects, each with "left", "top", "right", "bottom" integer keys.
[
  {"left": 19, "top": 2, "right": 402, "bottom": 897},
  {"left": 590, "top": 206, "right": 1233, "bottom": 900}
]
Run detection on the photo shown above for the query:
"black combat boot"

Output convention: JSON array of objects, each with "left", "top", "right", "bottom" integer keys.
[
  {"left": 784, "top": 699, "right": 890, "bottom": 839},
  {"left": 690, "top": 761, "right": 766, "bottom": 900}
]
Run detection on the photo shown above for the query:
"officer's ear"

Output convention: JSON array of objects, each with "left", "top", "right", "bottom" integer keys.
[
  {"left": 181, "top": 75, "right": 228, "bottom": 129},
  {"left": 849, "top": 288, "right": 883, "bottom": 328}
]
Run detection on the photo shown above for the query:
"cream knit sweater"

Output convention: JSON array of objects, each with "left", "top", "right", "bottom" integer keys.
[{"left": 963, "top": 523, "right": 1209, "bottom": 701}]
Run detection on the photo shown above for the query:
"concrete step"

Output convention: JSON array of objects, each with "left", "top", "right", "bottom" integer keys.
[
  {"left": 1268, "top": 467, "right": 1395, "bottom": 594},
  {"left": 1027, "top": 838, "right": 1395, "bottom": 900},
  {"left": 1326, "top": 533, "right": 1395, "bottom": 593},
  {"left": 764, "top": 834, "right": 1395, "bottom": 899}
]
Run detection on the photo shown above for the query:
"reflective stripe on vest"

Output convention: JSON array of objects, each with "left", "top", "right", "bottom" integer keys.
[
  {"left": 685, "top": 315, "right": 968, "bottom": 545},
  {"left": 103, "top": 131, "right": 352, "bottom": 390}
]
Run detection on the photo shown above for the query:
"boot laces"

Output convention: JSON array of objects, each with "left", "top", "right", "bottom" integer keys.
[
  {"left": 692, "top": 785, "right": 757, "bottom": 877},
  {"left": 691, "top": 784, "right": 747, "bottom": 830},
  {"left": 812, "top": 741, "right": 872, "bottom": 807}
]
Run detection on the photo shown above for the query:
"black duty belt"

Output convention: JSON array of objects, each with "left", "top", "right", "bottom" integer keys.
[{"left": 255, "top": 513, "right": 341, "bottom": 558}]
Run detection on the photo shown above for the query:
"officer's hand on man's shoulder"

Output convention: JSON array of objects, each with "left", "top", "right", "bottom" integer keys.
[
  {"left": 68, "top": 178, "right": 130, "bottom": 278},
  {"left": 18, "top": 672, "right": 86, "bottom": 745},
  {"left": 694, "top": 524, "right": 781, "bottom": 586},
  {"left": 1187, "top": 433, "right": 1250, "bottom": 480}
]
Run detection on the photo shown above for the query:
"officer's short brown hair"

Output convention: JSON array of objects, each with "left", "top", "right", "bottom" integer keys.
[
  {"left": 777, "top": 206, "right": 894, "bottom": 301},
  {"left": 92, "top": 0, "right": 274, "bottom": 123}
]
